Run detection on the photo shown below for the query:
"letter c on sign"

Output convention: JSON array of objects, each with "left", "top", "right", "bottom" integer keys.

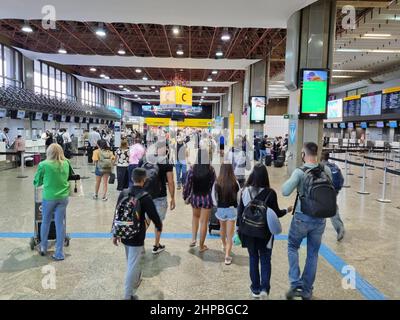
[{"left": 182, "top": 93, "right": 187, "bottom": 102}]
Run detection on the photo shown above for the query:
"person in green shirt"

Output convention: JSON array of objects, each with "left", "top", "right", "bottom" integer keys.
[{"left": 33, "top": 143, "right": 70, "bottom": 261}]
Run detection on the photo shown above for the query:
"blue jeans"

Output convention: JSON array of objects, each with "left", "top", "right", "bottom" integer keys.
[
  {"left": 259, "top": 149, "right": 267, "bottom": 160},
  {"left": 128, "top": 164, "right": 139, "bottom": 187},
  {"left": 247, "top": 247, "right": 272, "bottom": 294},
  {"left": 288, "top": 212, "right": 326, "bottom": 297},
  {"left": 330, "top": 206, "right": 344, "bottom": 236},
  {"left": 124, "top": 245, "right": 143, "bottom": 299},
  {"left": 175, "top": 162, "right": 187, "bottom": 185},
  {"left": 40, "top": 198, "right": 69, "bottom": 259}
]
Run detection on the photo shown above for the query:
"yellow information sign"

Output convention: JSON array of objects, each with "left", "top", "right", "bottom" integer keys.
[
  {"left": 383, "top": 86, "right": 400, "bottom": 94},
  {"left": 145, "top": 117, "right": 211, "bottom": 127},
  {"left": 160, "top": 86, "right": 192, "bottom": 106}
]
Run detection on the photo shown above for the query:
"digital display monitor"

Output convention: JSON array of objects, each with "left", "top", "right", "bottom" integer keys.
[
  {"left": 327, "top": 99, "right": 343, "bottom": 119},
  {"left": 250, "top": 96, "right": 266, "bottom": 123},
  {"left": 360, "top": 122, "right": 368, "bottom": 129},
  {"left": 340, "top": 123, "right": 346, "bottom": 129},
  {"left": 376, "top": 121, "right": 384, "bottom": 128},
  {"left": 348, "top": 122, "right": 354, "bottom": 129},
  {"left": 326, "top": 123, "right": 332, "bottom": 128},
  {"left": 82, "top": 117, "right": 87, "bottom": 123},
  {"left": 300, "top": 69, "right": 329, "bottom": 119},
  {"left": 141, "top": 104, "right": 212, "bottom": 119},
  {"left": 61, "top": 115, "right": 67, "bottom": 122},
  {"left": 47, "top": 114, "right": 53, "bottom": 121},
  {"left": 34, "top": 112, "right": 43, "bottom": 121},
  {"left": 17, "top": 110, "right": 25, "bottom": 119},
  {"left": 333, "top": 123, "right": 339, "bottom": 128},
  {"left": 343, "top": 96, "right": 361, "bottom": 117},
  {"left": 65, "top": 116, "right": 71, "bottom": 123},
  {"left": 0, "top": 108, "right": 6, "bottom": 118},
  {"left": 389, "top": 121, "right": 398, "bottom": 128},
  {"left": 361, "top": 92, "right": 382, "bottom": 116},
  {"left": 382, "top": 88, "right": 400, "bottom": 114}
]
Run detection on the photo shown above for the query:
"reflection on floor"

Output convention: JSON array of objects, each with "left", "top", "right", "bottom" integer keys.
[{"left": 0, "top": 155, "right": 399, "bottom": 300}]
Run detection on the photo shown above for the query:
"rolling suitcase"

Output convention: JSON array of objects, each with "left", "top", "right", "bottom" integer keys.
[
  {"left": 274, "top": 155, "right": 285, "bottom": 168},
  {"left": 265, "top": 155, "right": 272, "bottom": 166},
  {"left": 208, "top": 207, "right": 220, "bottom": 235}
]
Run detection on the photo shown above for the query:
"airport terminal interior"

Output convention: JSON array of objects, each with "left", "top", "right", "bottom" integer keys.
[{"left": 1, "top": 0, "right": 400, "bottom": 301}]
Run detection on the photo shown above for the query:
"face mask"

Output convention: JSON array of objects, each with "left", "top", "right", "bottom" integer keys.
[{"left": 301, "top": 152, "right": 305, "bottom": 163}]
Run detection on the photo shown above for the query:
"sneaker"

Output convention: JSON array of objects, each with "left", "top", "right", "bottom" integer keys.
[
  {"left": 177, "top": 184, "right": 182, "bottom": 190},
  {"left": 251, "top": 290, "right": 261, "bottom": 298},
  {"left": 260, "top": 290, "right": 269, "bottom": 297},
  {"left": 51, "top": 255, "right": 65, "bottom": 261},
  {"left": 93, "top": 194, "right": 98, "bottom": 200},
  {"left": 102, "top": 197, "right": 108, "bottom": 201},
  {"left": 286, "top": 287, "right": 304, "bottom": 300},
  {"left": 152, "top": 244, "right": 165, "bottom": 254},
  {"left": 130, "top": 295, "right": 139, "bottom": 300},
  {"left": 337, "top": 229, "right": 345, "bottom": 242}
]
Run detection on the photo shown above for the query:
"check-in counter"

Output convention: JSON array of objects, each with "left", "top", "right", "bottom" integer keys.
[{"left": 0, "top": 141, "right": 5, "bottom": 162}]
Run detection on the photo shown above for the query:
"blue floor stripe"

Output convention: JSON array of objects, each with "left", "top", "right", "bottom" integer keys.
[{"left": 0, "top": 231, "right": 386, "bottom": 300}]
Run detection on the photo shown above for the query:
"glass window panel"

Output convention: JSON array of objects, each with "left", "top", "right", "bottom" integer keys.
[
  {"left": 42, "top": 63, "right": 48, "bottom": 90},
  {"left": 4, "top": 46, "right": 13, "bottom": 79},
  {"left": 61, "top": 72, "right": 67, "bottom": 97},
  {"left": 0, "top": 44, "right": 3, "bottom": 77},
  {"left": 49, "top": 66, "right": 55, "bottom": 96}
]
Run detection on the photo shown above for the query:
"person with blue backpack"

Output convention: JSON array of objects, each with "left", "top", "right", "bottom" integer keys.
[{"left": 321, "top": 151, "right": 345, "bottom": 241}]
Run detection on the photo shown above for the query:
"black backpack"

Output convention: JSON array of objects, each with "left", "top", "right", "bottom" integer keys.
[
  {"left": 240, "top": 188, "right": 271, "bottom": 239},
  {"left": 142, "top": 162, "right": 162, "bottom": 199},
  {"left": 56, "top": 134, "right": 64, "bottom": 146},
  {"left": 299, "top": 165, "right": 337, "bottom": 218},
  {"left": 112, "top": 189, "right": 147, "bottom": 240}
]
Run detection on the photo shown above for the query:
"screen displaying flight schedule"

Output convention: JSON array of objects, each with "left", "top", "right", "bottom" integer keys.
[
  {"left": 343, "top": 97, "right": 360, "bottom": 117},
  {"left": 382, "top": 88, "right": 400, "bottom": 115}
]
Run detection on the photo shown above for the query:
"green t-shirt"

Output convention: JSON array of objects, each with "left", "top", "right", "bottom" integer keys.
[{"left": 33, "top": 159, "right": 70, "bottom": 200}]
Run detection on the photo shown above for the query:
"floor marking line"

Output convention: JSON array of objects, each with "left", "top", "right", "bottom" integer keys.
[{"left": 0, "top": 232, "right": 387, "bottom": 300}]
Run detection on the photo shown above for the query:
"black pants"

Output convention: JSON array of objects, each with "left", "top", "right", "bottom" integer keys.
[
  {"left": 16, "top": 151, "right": 22, "bottom": 167},
  {"left": 116, "top": 166, "right": 129, "bottom": 191},
  {"left": 87, "top": 147, "right": 95, "bottom": 163}
]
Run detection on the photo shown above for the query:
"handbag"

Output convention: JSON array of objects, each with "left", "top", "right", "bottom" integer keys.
[
  {"left": 68, "top": 162, "right": 83, "bottom": 197},
  {"left": 109, "top": 172, "right": 116, "bottom": 184}
]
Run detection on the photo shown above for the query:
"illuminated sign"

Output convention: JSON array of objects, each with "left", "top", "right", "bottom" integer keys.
[
  {"left": 160, "top": 86, "right": 193, "bottom": 107},
  {"left": 300, "top": 69, "right": 329, "bottom": 119}
]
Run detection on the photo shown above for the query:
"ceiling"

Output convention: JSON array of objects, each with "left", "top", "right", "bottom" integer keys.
[{"left": 0, "top": 0, "right": 317, "bottom": 28}]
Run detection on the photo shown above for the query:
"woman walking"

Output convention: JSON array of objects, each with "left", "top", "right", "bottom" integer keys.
[
  {"left": 211, "top": 164, "right": 240, "bottom": 265},
  {"left": 93, "top": 139, "right": 115, "bottom": 201},
  {"left": 33, "top": 143, "right": 70, "bottom": 260},
  {"left": 183, "top": 148, "right": 215, "bottom": 252},
  {"left": 237, "top": 163, "right": 292, "bottom": 298},
  {"left": 128, "top": 136, "right": 145, "bottom": 187},
  {"left": 115, "top": 139, "right": 130, "bottom": 191}
]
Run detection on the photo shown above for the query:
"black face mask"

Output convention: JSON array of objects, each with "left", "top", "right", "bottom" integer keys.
[{"left": 301, "top": 152, "right": 305, "bottom": 163}]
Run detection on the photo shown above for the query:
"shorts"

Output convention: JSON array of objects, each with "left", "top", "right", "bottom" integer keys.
[
  {"left": 95, "top": 166, "right": 103, "bottom": 177},
  {"left": 149, "top": 197, "right": 168, "bottom": 221},
  {"left": 215, "top": 207, "right": 237, "bottom": 221}
]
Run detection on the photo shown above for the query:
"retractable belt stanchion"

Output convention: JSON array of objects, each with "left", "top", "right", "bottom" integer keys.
[
  {"left": 367, "top": 149, "right": 375, "bottom": 170},
  {"left": 342, "top": 154, "right": 350, "bottom": 188},
  {"left": 376, "top": 166, "right": 391, "bottom": 203},
  {"left": 357, "top": 158, "right": 370, "bottom": 195},
  {"left": 346, "top": 152, "right": 354, "bottom": 176},
  {"left": 16, "top": 152, "right": 28, "bottom": 179},
  {"left": 379, "top": 157, "right": 390, "bottom": 185}
]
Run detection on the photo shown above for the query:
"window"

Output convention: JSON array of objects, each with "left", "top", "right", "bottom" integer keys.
[
  {"left": 0, "top": 44, "right": 22, "bottom": 88},
  {"left": 81, "top": 82, "right": 105, "bottom": 107}
]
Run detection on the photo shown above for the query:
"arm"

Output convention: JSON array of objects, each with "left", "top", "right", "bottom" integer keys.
[
  {"left": 33, "top": 163, "right": 44, "bottom": 187},
  {"left": 211, "top": 183, "right": 217, "bottom": 207},
  {"left": 183, "top": 168, "right": 193, "bottom": 200},
  {"left": 166, "top": 170, "right": 176, "bottom": 210},
  {"left": 266, "top": 189, "right": 287, "bottom": 218},
  {"left": 141, "top": 195, "right": 163, "bottom": 232},
  {"left": 281, "top": 169, "right": 301, "bottom": 197},
  {"left": 236, "top": 195, "right": 244, "bottom": 228}
]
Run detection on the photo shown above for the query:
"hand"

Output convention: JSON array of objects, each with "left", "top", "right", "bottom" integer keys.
[
  {"left": 112, "top": 236, "right": 121, "bottom": 246},
  {"left": 170, "top": 198, "right": 176, "bottom": 210},
  {"left": 287, "top": 206, "right": 294, "bottom": 213}
]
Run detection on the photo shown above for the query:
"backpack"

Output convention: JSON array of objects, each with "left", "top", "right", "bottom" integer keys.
[
  {"left": 299, "top": 165, "right": 337, "bottom": 218},
  {"left": 112, "top": 189, "right": 147, "bottom": 240},
  {"left": 240, "top": 189, "right": 271, "bottom": 239},
  {"left": 56, "top": 134, "right": 64, "bottom": 146},
  {"left": 141, "top": 162, "right": 162, "bottom": 199},
  {"left": 98, "top": 150, "right": 113, "bottom": 174},
  {"left": 325, "top": 162, "right": 344, "bottom": 192}
]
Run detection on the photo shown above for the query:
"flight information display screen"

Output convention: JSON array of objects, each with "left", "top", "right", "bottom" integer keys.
[
  {"left": 300, "top": 69, "right": 329, "bottom": 119},
  {"left": 343, "top": 97, "right": 361, "bottom": 117},
  {"left": 360, "top": 92, "right": 382, "bottom": 116},
  {"left": 327, "top": 99, "right": 343, "bottom": 119},
  {"left": 250, "top": 96, "right": 266, "bottom": 123},
  {"left": 382, "top": 88, "right": 400, "bottom": 115}
]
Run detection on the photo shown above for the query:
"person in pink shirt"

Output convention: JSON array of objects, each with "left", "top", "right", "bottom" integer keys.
[
  {"left": 128, "top": 136, "right": 145, "bottom": 187},
  {"left": 14, "top": 135, "right": 25, "bottom": 166}
]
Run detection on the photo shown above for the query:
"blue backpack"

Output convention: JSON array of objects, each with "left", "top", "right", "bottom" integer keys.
[{"left": 326, "top": 162, "right": 344, "bottom": 192}]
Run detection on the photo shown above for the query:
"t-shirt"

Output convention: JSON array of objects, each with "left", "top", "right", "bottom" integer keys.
[
  {"left": 89, "top": 131, "right": 101, "bottom": 147},
  {"left": 176, "top": 142, "right": 186, "bottom": 163},
  {"left": 116, "top": 148, "right": 129, "bottom": 167},
  {"left": 129, "top": 143, "right": 145, "bottom": 165},
  {"left": 157, "top": 162, "right": 173, "bottom": 198},
  {"left": 92, "top": 149, "right": 115, "bottom": 163}
]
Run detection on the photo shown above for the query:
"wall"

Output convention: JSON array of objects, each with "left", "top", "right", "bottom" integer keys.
[{"left": 267, "top": 98, "right": 288, "bottom": 115}]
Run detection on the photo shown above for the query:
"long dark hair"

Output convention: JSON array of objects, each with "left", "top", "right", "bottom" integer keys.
[
  {"left": 216, "top": 164, "right": 238, "bottom": 203},
  {"left": 192, "top": 149, "right": 214, "bottom": 195},
  {"left": 245, "top": 163, "right": 270, "bottom": 189}
]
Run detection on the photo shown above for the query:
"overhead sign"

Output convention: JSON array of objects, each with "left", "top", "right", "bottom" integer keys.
[{"left": 160, "top": 86, "right": 193, "bottom": 107}]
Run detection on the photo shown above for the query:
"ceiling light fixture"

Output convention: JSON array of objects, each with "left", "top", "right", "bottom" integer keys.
[
  {"left": 135, "top": 68, "right": 142, "bottom": 73},
  {"left": 119, "top": 85, "right": 124, "bottom": 88},
  {"left": 117, "top": 48, "right": 126, "bottom": 55},
  {"left": 142, "top": 76, "right": 148, "bottom": 80},
  {"left": 100, "top": 74, "right": 106, "bottom": 78},
  {"left": 215, "top": 50, "right": 223, "bottom": 57},
  {"left": 203, "top": 87, "right": 208, "bottom": 90},
  {"left": 336, "top": 48, "right": 400, "bottom": 53},
  {"left": 207, "top": 77, "right": 212, "bottom": 82},
  {"left": 151, "top": 86, "right": 156, "bottom": 89},
  {"left": 332, "top": 69, "right": 369, "bottom": 73},
  {"left": 155, "top": 90, "right": 159, "bottom": 93},
  {"left": 134, "top": 94, "right": 138, "bottom": 97},
  {"left": 21, "top": 23, "right": 33, "bottom": 33},
  {"left": 58, "top": 47, "right": 67, "bottom": 54},
  {"left": 172, "top": 27, "right": 179, "bottom": 35},
  {"left": 212, "top": 70, "right": 218, "bottom": 75},
  {"left": 95, "top": 23, "right": 106, "bottom": 37},
  {"left": 176, "top": 48, "right": 184, "bottom": 55},
  {"left": 203, "top": 90, "right": 207, "bottom": 94},
  {"left": 332, "top": 75, "right": 353, "bottom": 78},
  {"left": 104, "top": 76, "right": 110, "bottom": 79},
  {"left": 221, "top": 31, "right": 231, "bottom": 41},
  {"left": 89, "top": 67, "right": 97, "bottom": 72},
  {"left": 363, "top": 33, "right": 391, "bottom": 37}
]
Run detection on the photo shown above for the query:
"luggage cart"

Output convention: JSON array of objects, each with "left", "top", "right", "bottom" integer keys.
[{"left": 29, "top": 187, "right": 70, "bottom": 251}]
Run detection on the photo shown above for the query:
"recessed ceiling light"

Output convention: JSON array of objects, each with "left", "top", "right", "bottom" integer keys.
[
  {"left": 151, "top": 86, "right": 156, "bottom": 89},
  {"left": 95, "top": 28, "right": 106, "bottom": 37},
  {"left": 119, "top": 85, "right": 124, "bottom": 88},
  {"left": 221, "top": 33, "right": 231, "bottom": 41},
  {"left": 363, "top": 33, "right": 391, "bottom": 37},
  {"left": 90, "top": 67, "right": 97, "bottom": 72},
  {"left": 134, "top": 94, "right": 138, "bottom": 97},
  {"left": 21, "top": 24, "right": 33, "bottom": 33},
  {"left": 58, "top": 47, "right": 67, "bottom": 54},
  {"left": 203, "top": 90, "right": 207, "bottom": 94},
  {"left": 203, "top": 87, "right": 208, "bottom": 90},
  {"left": 100, "top": 74, "right": 106, "bottom": 78},
  {"left": 176, "top": 49, "right": 184, "bottom": 55},
  {"left": 211, "top": 70, "right": 218, "bottom": 75},
  {"left": 135, "top": 68, "right": 142, "bottom": 73},
  {"left": 142, "top": 76, "right": 148, "bottom": 80},
  {"left": 179, "top": 69, "right": 184, "bottom": 72},
  {"left": 201, "top": 96, "right": 205, "bottom": 99},
  {"left": 137, "top": 97, "right": 141, "bottom": 100},
  {"left": 155, "top": 90, "right": 159, "bottom": 93},
  {"left": 172, "top": 27, "right": 179, "bottom": 35},
  {"left": 117, "top": 48, "right": 126, "bottom": 55},
  {"left": 215, "top": 50, "right": 223, "bottom": 57},
  {"left": 207, "top": 77, "right": 212, "bottom": 82}
]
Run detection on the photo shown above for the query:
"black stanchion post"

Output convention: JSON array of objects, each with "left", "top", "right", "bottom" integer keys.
[
  {"left": 357, "top": 159, "right": 369, "bottom": 195},
  {"left": 376, "top": 167, "right": 391, "bottom": 203}
]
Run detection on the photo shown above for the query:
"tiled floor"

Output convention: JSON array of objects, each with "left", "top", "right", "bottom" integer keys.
[{"left": 0, "top": 154, "right": 399, "bottom": 300}]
